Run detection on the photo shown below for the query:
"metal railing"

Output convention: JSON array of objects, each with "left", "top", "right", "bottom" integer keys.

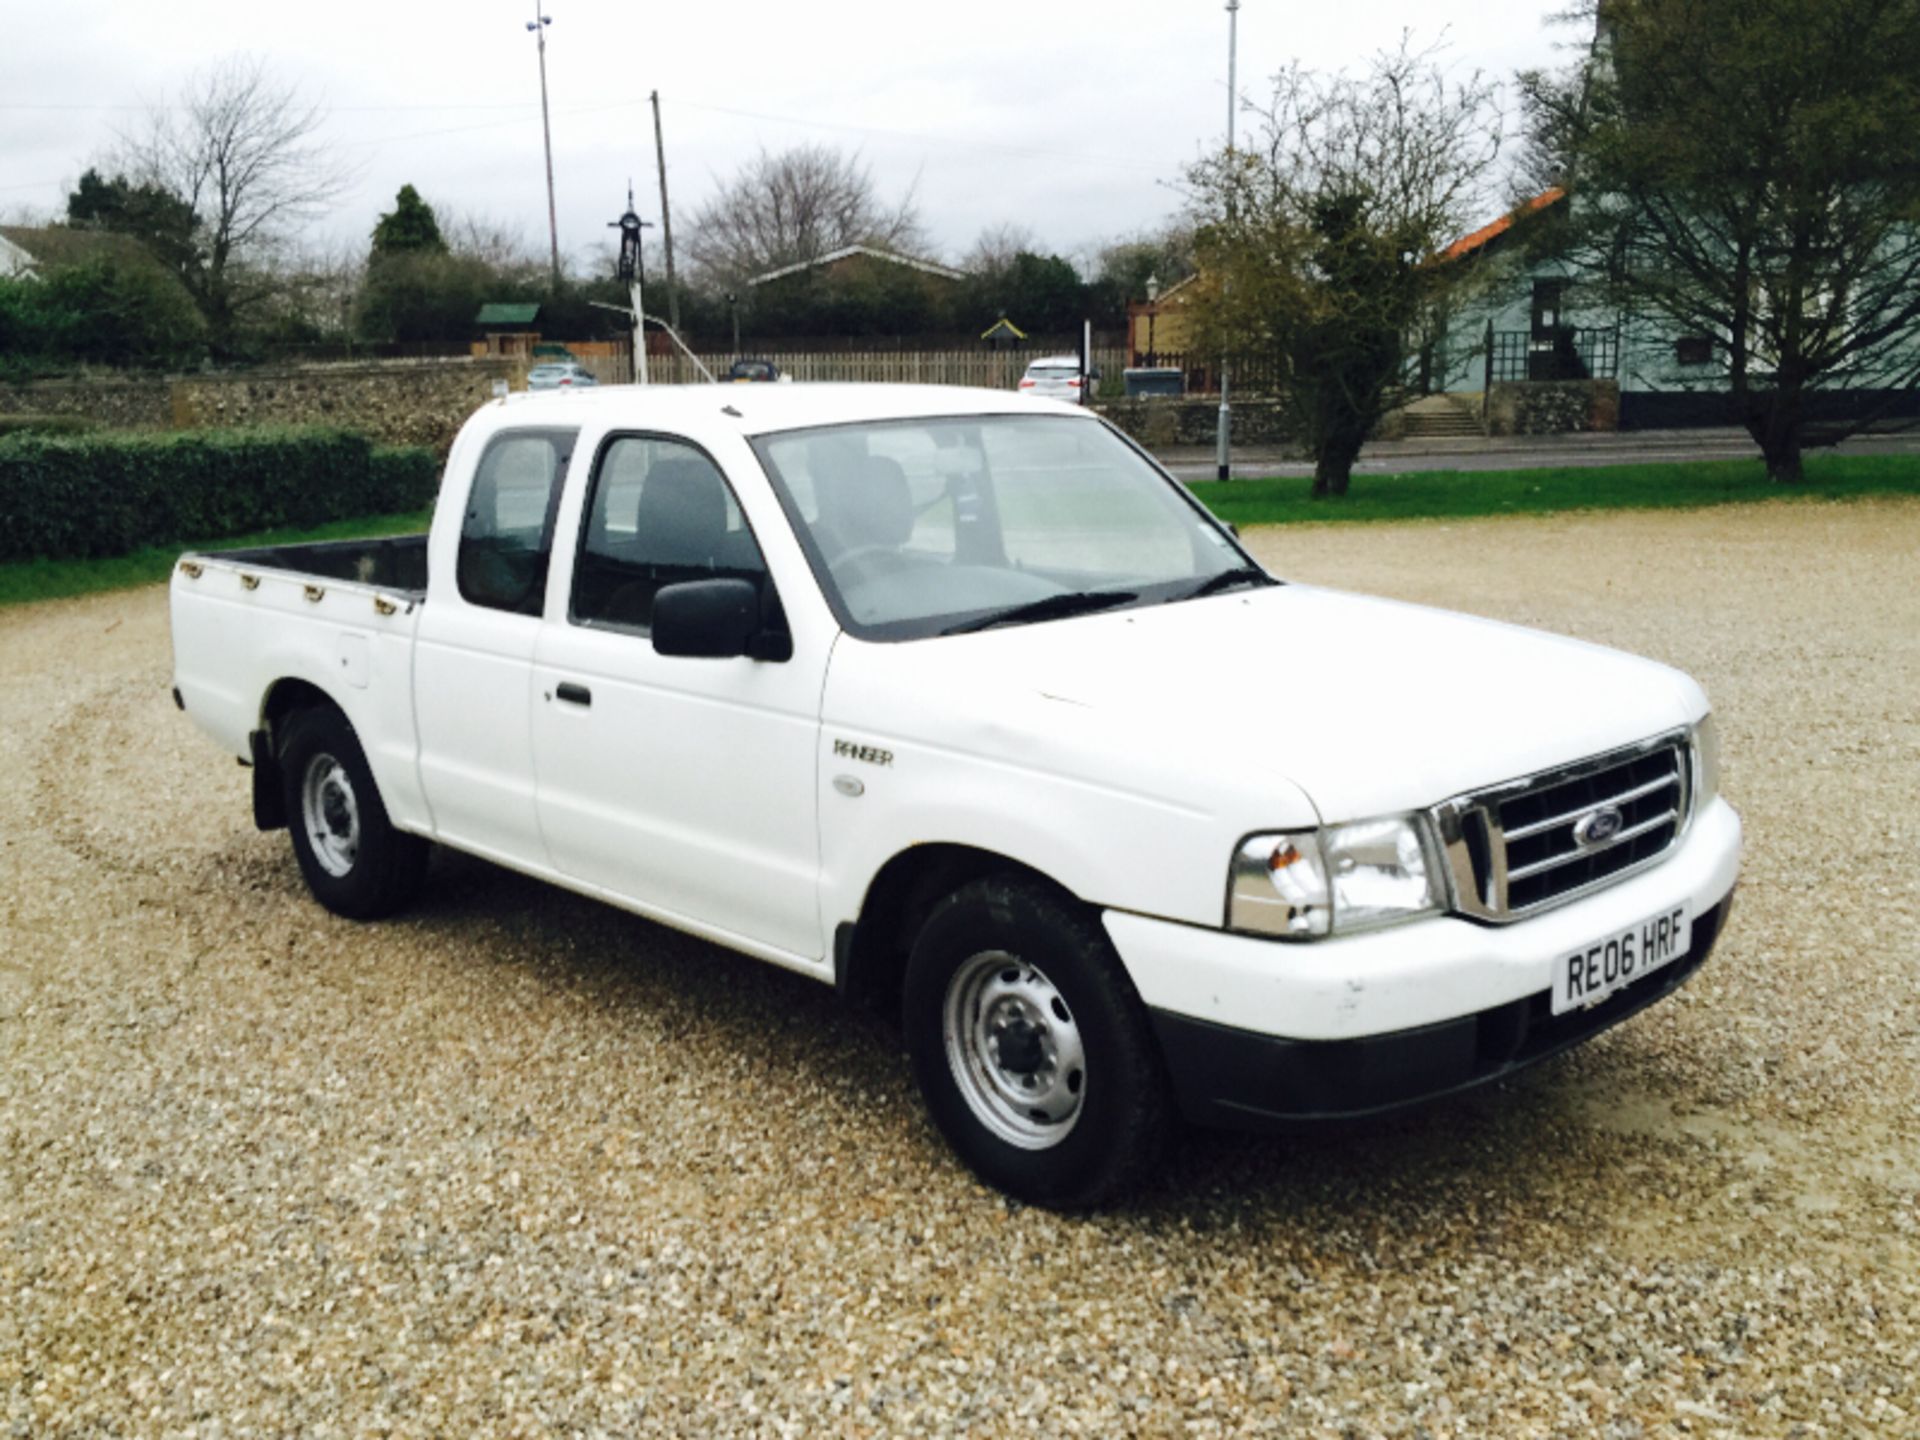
[{"left": 1488, "top": 327, "right": 1620, "bottom": 384}]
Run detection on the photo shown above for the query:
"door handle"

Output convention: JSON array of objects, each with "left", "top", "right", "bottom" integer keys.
[{"left": 555, "top": 681, "right": 592, "bottom": 707}]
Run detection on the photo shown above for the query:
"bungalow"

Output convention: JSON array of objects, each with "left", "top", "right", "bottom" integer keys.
[
  {"left": 745, "top": 244, "right": 965, "bottom": 291},
  {"left": 0, "top": 229, "right": 38, "bottom": 279},
  {"left": 1426, "top": 185, "right": 1920, "bottom": 433},
  {"left": 0, "top": 225, "right": 175, "bottom": 283},
  {"left": 742, "top": 244, "right": 967, "bottom": 338}
]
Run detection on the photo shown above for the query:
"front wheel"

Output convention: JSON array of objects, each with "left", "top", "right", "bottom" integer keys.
[
  {"left": 278, "top": 705, "right": 428, "bottom": 920},
  {"left": 903, "top": 877, "right": 1174, "bottom": 1208}
]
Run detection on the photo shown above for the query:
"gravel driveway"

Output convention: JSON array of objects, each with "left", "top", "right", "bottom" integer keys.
[{"left": 4, "top": 498, "right": 1918, "bottom": 1437}]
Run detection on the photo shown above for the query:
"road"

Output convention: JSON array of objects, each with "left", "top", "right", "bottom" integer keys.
[
  {"left": 1157, "top": 423, "right": 1920, "bottom": 480},
  {"left": 4, "top": 499, "right": 1919, "bottom": 1435}
]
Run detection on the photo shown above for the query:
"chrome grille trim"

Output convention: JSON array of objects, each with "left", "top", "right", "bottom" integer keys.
[
  {"left": 1501, "top": 772, "right": 1680, "bottom": 842},
  {"left": 1505, "top": 808, "right": 1679, "bottom": 882},
  {"left": 1431, "top": 730, "right": 1693, "bottom": 924}
]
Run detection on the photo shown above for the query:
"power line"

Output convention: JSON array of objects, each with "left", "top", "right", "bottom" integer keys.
[
  {"left": 0, "top": 100, "right": 543, "bottom": 113},
  {"left": 669, "top": 97, "right": 1173, "bottom": 175},
  {"left": 3, "top": 93, "right": 1180, "bottom": 176}
]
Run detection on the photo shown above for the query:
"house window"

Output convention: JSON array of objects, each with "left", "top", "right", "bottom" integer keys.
[{"left": 1675, "top": 336, "right": 1713, "bottom": 366}]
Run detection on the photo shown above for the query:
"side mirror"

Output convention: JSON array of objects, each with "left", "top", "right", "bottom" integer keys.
[{"left": 652, "top": 578, "right": 761, "bottom": 659}]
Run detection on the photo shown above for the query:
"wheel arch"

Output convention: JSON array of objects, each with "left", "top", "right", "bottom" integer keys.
[
  {"left": 261, "top": 676, "right": 343, "bottom": 739},
  {"left": 249, "top": 677, "right": 345, "bottom": 831},
  {"left": 837, "top": 842, "right": 1081, "bottom": 1011}
]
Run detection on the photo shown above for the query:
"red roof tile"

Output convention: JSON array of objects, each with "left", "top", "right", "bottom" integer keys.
[{"left": 1440, "top": 187, "right": 1567, "bottom": 262}]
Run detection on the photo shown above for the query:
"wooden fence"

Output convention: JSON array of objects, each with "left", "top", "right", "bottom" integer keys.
[{"left": 576, "top": 347, "right": 1132, "bottom": 391}]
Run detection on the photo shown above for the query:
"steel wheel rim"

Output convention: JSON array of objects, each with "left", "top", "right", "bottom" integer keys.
[
  {"left": 300, "top": 752, "right": 360, "bottom": 879},
  {"left": 941, "top": 949, "right": 1086, "bottom": 1150}
]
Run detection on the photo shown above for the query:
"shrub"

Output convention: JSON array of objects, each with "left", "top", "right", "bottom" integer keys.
[
  {"left": 0, "top": 427, "right": 440, "bottom": 562},
  {"left": 0, "top": 260, "right": 207, "bottom": 372}
]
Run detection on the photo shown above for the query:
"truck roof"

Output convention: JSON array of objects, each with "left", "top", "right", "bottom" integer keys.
[{"left": 482, "top": 382, "right": 1086, "bottom": 438}]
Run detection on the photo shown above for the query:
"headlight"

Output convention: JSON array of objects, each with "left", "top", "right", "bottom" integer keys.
[
  {"left": 1692, "top": 713, "right": 1721, "bottom": 812},
  {"left": 1229, "top": 815, "right": 1442, "bottom": 940}
]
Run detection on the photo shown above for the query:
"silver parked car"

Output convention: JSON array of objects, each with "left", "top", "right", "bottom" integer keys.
[
  {"left": 526, "top": 361, "right": 598, "bottom": 391},
  {"left": 1017, "top": 355, "right": 1098, "bottom": 405}
]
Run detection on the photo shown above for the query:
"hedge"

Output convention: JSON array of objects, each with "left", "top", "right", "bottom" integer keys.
[
  {"left": 0, "top": 427, "right": 441, "bottom": 562},
  {"left": 0, "top": 414, "right": 97, "bottom": 439}
]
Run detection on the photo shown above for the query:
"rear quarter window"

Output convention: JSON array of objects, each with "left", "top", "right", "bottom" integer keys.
[{"left": 456, "top": 427, "right": 579, "bottom": 615}]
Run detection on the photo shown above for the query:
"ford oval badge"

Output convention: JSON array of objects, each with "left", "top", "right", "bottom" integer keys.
[{"left": 1572, "top": 805, "right": 1626, "bottom": 850}]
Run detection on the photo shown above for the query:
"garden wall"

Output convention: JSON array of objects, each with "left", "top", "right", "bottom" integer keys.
[
  {"left": 1093, "top": 397, "right": 1294, "bottom": 450},
  {"left": 0, "top": 378, "right": 173, "bottom": 430},
  {"left": 1485, "top": 380, "right": 1621, "bottom": 436},
  {"left": 0, "top": 357, "right": 527, "bottom": 454}
]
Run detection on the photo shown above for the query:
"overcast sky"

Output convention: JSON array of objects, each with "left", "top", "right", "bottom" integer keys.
[{"left": 3, "top": 0, "right": 1580, "bottom": 274}]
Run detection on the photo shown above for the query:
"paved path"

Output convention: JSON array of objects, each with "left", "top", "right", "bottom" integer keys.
[{"left": 1157, "top": 424, "right": 1920, "bottom": 480}]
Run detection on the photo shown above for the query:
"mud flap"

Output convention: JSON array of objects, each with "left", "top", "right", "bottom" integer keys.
[{"left": 249, "top": 729, "right": 287, "bottom": 831}]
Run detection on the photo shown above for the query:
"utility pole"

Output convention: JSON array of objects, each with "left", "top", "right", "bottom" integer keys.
[
  {"left": 1215, "top": 0, "right": 1239, "bottom": 482},
  {"left": 650, "top": 91, "right": 681, "bottom": 331},
  {"left": 527, "top": 2, "right": 561, "bottom": 290}
]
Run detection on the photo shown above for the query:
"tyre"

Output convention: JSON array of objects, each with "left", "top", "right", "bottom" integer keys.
[
  {"left": 903, "top": 875, "right": 1175, "bottom": 1208},
  {"left": 277, "top": 704, "right": 429, "bottom": 920}
]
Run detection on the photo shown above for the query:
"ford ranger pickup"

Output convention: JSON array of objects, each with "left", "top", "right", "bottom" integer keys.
[{"left": 170, "top": 384, "right": 1741, "bottom": 1206}]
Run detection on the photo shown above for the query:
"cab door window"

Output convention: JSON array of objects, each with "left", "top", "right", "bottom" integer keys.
[
  {"left": 571, "top": 435, "right": 777, "bottom": 633},
  {"left": 456, "top": 427, "right": 578, "bottom": 615}
]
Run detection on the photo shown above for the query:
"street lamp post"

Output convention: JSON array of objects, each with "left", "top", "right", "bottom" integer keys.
[
  {"left": 527, "top": 2, "right": 561, "bottom": 290},
  {"left": 1145, "top": 272, "right": 1161, "bottom": 367},
  {"left": 1216, "top": 0, "right": 1239, "bottom": 482}
]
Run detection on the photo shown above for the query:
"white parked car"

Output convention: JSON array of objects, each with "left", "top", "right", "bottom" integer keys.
[
  {"left": 170, "top": 384, "right": 1740, "bottom": 1207},
  {"left": 1017, "top": 355, "right": 1097, "bottom": 405},
  {"left": 526, "top": 361, "right": 597, "bottom": 390}
]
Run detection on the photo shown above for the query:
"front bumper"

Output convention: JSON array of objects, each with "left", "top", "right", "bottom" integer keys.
[
  {"left": 1103, "top": 796, "right": 1741, "bottom": 1128},
  {"left": 1152, "top": 895, "right": 1730, "bottom": 1127}
]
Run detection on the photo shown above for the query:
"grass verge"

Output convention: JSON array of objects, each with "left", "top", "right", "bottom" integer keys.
[
  {"left": 1190, "top": 453, "right": 1920, "bottom": 528},
  {"left": 0, "top": 509, "right": 432, "bottom": 608}
]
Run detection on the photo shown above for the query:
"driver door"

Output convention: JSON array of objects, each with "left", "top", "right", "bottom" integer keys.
[{"left": 530, "top": 433, "right": 825, "bottom": 959}]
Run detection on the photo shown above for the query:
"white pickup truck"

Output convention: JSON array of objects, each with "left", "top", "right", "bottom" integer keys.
[{"left": 171, "top": 384, "right": 1741, "bottom": 1206}]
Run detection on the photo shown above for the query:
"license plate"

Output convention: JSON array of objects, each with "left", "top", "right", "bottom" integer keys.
[{"left": 1552, "top": 903, "right": 1691, "bottom": 1015}]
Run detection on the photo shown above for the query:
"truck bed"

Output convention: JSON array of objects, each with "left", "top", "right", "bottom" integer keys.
[{"left": 205, "top": 533, "right": 430, "bottom": 597}]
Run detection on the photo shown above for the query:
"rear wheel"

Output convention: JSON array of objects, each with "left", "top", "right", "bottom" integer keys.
[
  {"left": 278, "top": 705, "right": 428, "bottom": 920},
  {"left": 903, "top": 876, "right": 1174, "bottom": 1208}
]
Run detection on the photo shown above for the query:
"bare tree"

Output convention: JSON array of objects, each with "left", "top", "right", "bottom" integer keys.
[
  {"left": 439, "top": 209, "right": 545, "bottom": 282},
  {"left": 255, "top": 237, "right": 364, "bottom": 340},
  {"left": 1090, "top": 222, "right": 1197, "bottom": 303},
  {"left": 685, "top": 144, "right": 925, "bottom": 287},
  {"left": 120, "top": 54, "right": 348, "bottom": 345},
  {"left": 1185, "top": 37, "right": 1503, "bottom": 497},
  {"left": 962, "top": 223, "right": 1039, "bottom": 279}
]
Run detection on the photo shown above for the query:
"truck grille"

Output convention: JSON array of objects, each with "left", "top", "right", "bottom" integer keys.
[{"left": 1434, "top": 733, "right": 1692, "bottom": 922}]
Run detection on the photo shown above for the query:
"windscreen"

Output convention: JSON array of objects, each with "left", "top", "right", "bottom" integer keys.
[{"left": 752, "top": 414, "right": 1256, "bottom": 640}]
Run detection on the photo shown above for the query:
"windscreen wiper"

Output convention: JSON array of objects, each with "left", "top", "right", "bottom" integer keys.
[
  {"left": 942, "top": 589, "right": 1141, "bottom": 635},
  {"left": 1176, "top": 566, "right": 1273, "bottom": 601}
]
